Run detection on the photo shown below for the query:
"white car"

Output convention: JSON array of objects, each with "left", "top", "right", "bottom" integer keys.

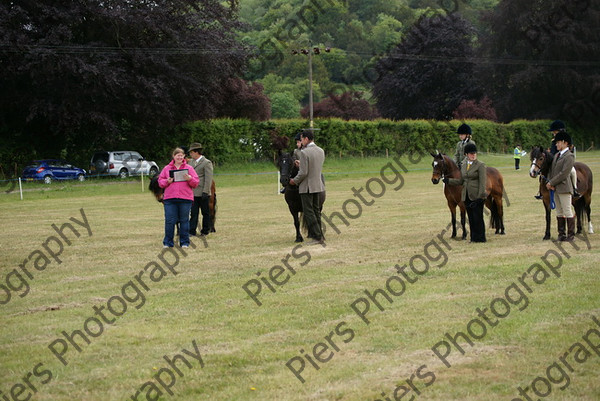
[{"left": 90, "top": 151, "right": 159, "bottom": 178}]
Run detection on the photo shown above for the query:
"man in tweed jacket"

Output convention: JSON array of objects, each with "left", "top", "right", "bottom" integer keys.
[
  {"left": 188, "top": 142, "right": 213, "bottom": 236},
  {"left": 290, "top": 130, "right": 325, "bottom": 244}
]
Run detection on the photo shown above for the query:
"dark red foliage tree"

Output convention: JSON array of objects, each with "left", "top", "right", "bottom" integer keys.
[
  {"left": 300, "top": 92, "right": 380, "bottom": 120},
  {"left": 0, "top": 0, "right": 249, "bottom": 166},
  {"left": 373, "top": 13, "right": 480, "bottom": 120},
  {"left": 481, "top": 0, "right": 600, "bottom": 127},
  {"left": 453, "top": 96, "right": 498, "bottom": 121},
  {"left": 216, "top": 78, "right": 271, "bottom": 121}
]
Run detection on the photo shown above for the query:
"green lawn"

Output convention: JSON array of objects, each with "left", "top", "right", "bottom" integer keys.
[{"left": 1, "top": 151, "right": 599, "bottom": 401}]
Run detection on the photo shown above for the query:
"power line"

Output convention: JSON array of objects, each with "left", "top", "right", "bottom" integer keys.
[
  {"left": 2, "top": 44, "right": 599, "bottom": 67},
  {"left": 0, "top": 44, "right": 247, "bottom": 55}
]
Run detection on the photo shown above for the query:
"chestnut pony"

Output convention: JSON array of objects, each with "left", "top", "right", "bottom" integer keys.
[
  {"left": 529, "top": 146, "right": 593, "bottom": 240},
  {"left": 430, "top": 152, "right": 505, "bottom": 239}
]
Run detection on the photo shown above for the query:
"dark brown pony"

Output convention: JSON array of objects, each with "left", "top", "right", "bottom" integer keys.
[
  {"left": 272, "top": 134, "right": 326, "bottom": 242},
  {"left": 430, "top": 152, "right": 505, "bottom": 238},
  {"left": 529, "top": 147, "right": 593, "bottom": 239},
  {"left": 149, "top": 176, "right": 217, "bottom": 232}
]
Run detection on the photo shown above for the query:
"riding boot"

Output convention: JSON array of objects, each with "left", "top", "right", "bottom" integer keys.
[
  {"left": 566, "top": 217, "right": 576, "bottom": 241},
  {"left": 556, "top": 217, "right": 567, "bottom": 241}
]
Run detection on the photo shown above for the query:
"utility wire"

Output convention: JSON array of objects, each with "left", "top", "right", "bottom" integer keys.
[{"left": 1, "top": 44, "right": 599, "bottom": 67}]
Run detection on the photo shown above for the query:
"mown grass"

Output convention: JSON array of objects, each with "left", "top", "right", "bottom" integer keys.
[{"left": 1, "top": 151, "right": 599, "bottom": 401}]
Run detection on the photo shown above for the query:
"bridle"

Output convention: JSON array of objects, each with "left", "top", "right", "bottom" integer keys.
[
  {"left": 530, "top": 157, "right": 543, "bottom": 177},
  {"left": 530, "top": 152, "right": 551, "bottom": 183},
  {"left": 279, "top": 152, "right": 294, "bottom": 185},
  {"left": 433, "top": 156, "right": 447, "bottom": 178}
]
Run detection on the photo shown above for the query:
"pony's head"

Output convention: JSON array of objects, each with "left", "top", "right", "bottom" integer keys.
[
  {"left": 529, "top": 146, "right": 549, "bottom": 178},
  {"left": 278, "top": 151, "right": 295, "bottom": 186},
  {"left": 148, "top": 176, "right": 164, "bottom": 202},
  {"left": 430, "top": 151, "right": 445, "bottom": 184},
  {"left": 271, "top": 133, "right": 297, "bottom": 186}
]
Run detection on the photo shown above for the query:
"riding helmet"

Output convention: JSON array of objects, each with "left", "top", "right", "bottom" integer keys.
[
  {"left": 554, "top": 131, "right": 572, "bottom": 144},
  {"left": 548, "top": 120, "right": 566, "bottom": 132},
  {"left": 295, "top": 132, "right": 302, "bottom": 141},
  {"left": 457, "top": 123, "right": 472, "bottom": 135},
  {"left": 464, "top": 143, "right": 477, "bottom": 154}
]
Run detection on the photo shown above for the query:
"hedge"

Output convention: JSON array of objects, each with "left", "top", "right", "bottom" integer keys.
[
  {"left": 167, "top": 118, "right": 592, "bottom": 166},
  {"left": 1, "top": 118, "right": 594, "bottom": 178}
]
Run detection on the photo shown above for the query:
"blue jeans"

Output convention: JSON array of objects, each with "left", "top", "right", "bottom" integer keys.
[{"left": 163, "top": 199, "right": 192, "bottom": 247}]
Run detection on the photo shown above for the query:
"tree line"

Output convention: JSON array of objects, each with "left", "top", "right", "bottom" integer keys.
[{"left": 0, "top": 0, "right": 598, "bottom": 173}]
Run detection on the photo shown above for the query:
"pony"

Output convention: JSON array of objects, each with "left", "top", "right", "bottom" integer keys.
[
  {"left": 149, "top": 175, "right": 217, "bottom": 233},
  {"left": 430, "top": 152, "right": 506, "bottom": 239},
  {"left": 529, "top": 147, "right": 593, "bottom": 239},
  {"left": 272, "top": 134, "right": 326, "bottom": 242}
]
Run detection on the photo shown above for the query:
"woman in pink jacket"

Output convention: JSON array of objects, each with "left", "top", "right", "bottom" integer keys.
[{"left": 158, "top": 147, "right": 199, "bottom": 247}]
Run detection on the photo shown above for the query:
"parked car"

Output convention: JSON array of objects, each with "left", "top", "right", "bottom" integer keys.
[
  {"left": 90, "top": 151, "right": 159, "bottom": 178},
  {"left": 22, "top": 159, "right": 87, "bottom": 184}
]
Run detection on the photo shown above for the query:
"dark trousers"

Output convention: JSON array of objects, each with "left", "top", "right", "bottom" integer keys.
[
  {"left": 515, "top": 158, "right": 520, "bottom": 170},
  {"left": 466, "top": 198, "right": 486, "bottom": 242},
  {"left": 301, "top": 192, "right": 323, "bottom": 240},
  {"left": 190, "top": 195, "right": 211, "bottom": 235}
]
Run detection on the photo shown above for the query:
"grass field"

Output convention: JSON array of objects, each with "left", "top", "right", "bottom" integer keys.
[{"left": 1, "top": 151, "right": 599, "bottom": 401}]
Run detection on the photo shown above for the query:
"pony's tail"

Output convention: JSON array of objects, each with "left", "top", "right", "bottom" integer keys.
[
  {"left": 149, "top": 176, "right": 163, "bottom": 202},
  {"left": 209, "top": 180, "right": 217, "bottom": 232},
  {"left": 489, "top": 197, "right": 499, "bottom": 229},
  {"left": 300, "top": 212, "right": 307, "bottom": 236},
  {"left": 210, "top": 193, "right": 217, "bottom": 231},
  {"left": 574, "top": 196, "right": 586, "bottom": 229}
]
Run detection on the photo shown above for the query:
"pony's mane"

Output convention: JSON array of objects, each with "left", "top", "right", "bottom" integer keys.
[{"left": 434, "top": 152, "right": 457, "bottom": 166}]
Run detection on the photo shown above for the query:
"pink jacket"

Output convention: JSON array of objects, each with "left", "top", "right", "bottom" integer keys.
[{"left": 158, "top": 160, "right": 199, "bottom": 201}]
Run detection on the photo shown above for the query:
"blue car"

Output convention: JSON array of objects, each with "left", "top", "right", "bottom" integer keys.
[{"left": 22, "top": 159, "right": 86, "bottom": 184}]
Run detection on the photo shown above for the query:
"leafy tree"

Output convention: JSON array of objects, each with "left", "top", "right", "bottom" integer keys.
[
  {"left": 370, "top": 14, "right": 404, "bottom": 55},
  {"left": 258, "top": 73, "right": 323, "bottom": 107},
  {"left": 481, "top": 0, "right": 600, "bottom": 127},
  {"left": 270, "top": 92, "right": 301, "bottom": 119},
  {"left": 373, "top": 13, "right": 480, "bottom": 120},
  {"left": 300, "top": 92, "right": 380, "bottom": 120},
  {"left": 0, "top": 0, "right": 248, "bottom": 165}
]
